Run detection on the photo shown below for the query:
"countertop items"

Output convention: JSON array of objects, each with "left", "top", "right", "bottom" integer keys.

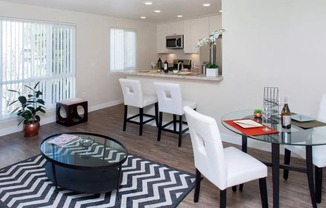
[{"left": 124, "top": 70, "right": 223, "bottom": 81}]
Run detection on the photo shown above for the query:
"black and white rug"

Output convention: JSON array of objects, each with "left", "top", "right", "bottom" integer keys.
[{"left": 0, "top": 154, "right": 195, "bottom": 208}]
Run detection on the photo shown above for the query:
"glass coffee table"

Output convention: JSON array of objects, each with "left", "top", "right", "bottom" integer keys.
[{"left": 40, "top": 132, "right": 128, "bottom": 193}]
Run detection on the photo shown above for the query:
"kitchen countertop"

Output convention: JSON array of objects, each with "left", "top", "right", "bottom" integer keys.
[{"left": 124, "top": 70, "right": 223, "bottom": 81}]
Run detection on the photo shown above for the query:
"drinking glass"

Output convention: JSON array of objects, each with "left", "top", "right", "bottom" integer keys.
[
  {"left": 263, "top": 87, "right": 279, "bottom": 118},
  {"left": 151, "top": 61, "right": 156, "bottom": 70},
  {"left": 263, "top": 106, "right": 271, "bottom": 131}
]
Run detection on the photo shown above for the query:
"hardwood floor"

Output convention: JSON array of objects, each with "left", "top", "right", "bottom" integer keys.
[{"left": 0, "top": 104, "right": 323, "bottom": 207}]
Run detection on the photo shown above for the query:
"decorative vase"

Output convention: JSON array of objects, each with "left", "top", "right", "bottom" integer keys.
[
  {"left": 206, "top": 68, "right": 219, "bottom": 77},
  {"left": 254, "top": 112, "right": 262, "bottom": 118},
  {"left": 23, "top": 122, "right": 40, "bottom": 137}
]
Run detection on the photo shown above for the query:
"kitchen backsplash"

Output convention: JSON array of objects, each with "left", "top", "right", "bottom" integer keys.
[{"left": 158, "top": 51, "right": 199, "bottom": 69}]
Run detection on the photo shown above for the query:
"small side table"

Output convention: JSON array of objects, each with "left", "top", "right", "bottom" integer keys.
[{"left": 56, "top": 98, "right": 88, "bottom": 126}]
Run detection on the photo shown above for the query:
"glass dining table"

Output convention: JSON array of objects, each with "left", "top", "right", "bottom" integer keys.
[{"left": 222, "top": 110, "right": 326, "bottom": 208}]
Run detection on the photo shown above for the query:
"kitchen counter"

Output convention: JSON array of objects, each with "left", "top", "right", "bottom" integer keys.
[{"left": 124, "top": 70, "right": 223, "bottom": 81}]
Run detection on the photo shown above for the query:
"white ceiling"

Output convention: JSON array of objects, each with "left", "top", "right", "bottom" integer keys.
[{"left": 2, "top": 0, "right": 221, "bottom": 23}]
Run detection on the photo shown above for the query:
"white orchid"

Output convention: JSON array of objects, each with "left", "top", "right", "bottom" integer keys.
[
  {"left": 197, "top": 38, "right": 210, "bottom": 47},
  {"left": 197, "top": 29, "right": 225, "bottom": 48},
  {"left": 196, "top": 29, "right": 225, "bottom": 67}
]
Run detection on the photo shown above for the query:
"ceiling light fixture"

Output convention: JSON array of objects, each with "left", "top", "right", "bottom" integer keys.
[
  {"left": 153, "top": 10, "right": 161, "bottom": 13},
  {"left": 144, "top": 2, "right": 152, "bottom": 5},
  {"left": 177, "top": 15, "right": 183, "bottom": 18},
  {"left": 203, "top": 3, "right": 211, "bottom": 7},
  {"left": 140, "top": 16, "right": 146, "bottom": 19},
  {"left": 219, "top": 10, "right": 223, "bottom": 13}
]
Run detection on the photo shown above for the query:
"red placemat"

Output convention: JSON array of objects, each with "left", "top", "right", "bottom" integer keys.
[{"left": 224, "top": 118, "right": 279, "bottom": 136}]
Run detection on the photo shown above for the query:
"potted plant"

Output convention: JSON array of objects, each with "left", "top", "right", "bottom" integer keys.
[
  {"left": 206, "top": 63, "right": 219, "bottom": 76},
  {"left": 254, "top": 109, "right": 263, "bottom": 118},
  {"left": 8, "top": 81, "right": 46, "bottom": 137},
  {"left": 197, "top": 29, "right": 225, "bottom": 76}
]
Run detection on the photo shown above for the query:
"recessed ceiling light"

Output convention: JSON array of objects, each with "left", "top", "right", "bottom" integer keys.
[
  {"left": 219, "top": 10, "right": 223, "bottom": 13},
  {"left": 177, "top": 15, "right": 183, "bottom": 18},
  {"left": 203, "top": 3, "right": 211, "bottom": 7},
  {"left": 140, "top": 16, "right": 146, "bottom": 19},
  {"left": 153, "top": 10, "right": 161, "bottom": 13},
  {"left": 144, "top": 2, "right": 152, "bottom": 5}
]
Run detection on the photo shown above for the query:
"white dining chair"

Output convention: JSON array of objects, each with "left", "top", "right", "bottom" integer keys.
[
  {"left": 154, "top": 82, "right": 196, "bottom": 147},
  {"left": 283, "top": 94, "right": 326, "bottom": 203},
  {"left": 184, "top": 106, "right": 268, "bottom": 208},
  {"left": 119, "top": 78, "right": 158, "bottom": 136}
]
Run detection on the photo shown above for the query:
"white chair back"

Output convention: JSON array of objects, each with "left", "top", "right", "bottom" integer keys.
[
  {"left": 119, "top": 78, "right": 143, "bottom": 108},
  {"left": 317, "top": 94, "right": 326, "bottom": 122},
  {"left": 184, "top": 106, "right": 227, "bottom": 189},
  {"left": 154, "top": 82, "right": 183, "bottom": 115}
]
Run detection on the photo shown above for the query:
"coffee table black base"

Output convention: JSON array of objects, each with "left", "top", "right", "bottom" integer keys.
[{"left": 45, "top": 162, "right": 121, "bottom": 193}]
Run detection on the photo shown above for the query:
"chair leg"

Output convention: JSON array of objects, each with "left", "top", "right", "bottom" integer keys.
[
  {"left": 220, "top": 189, "right": 227, "bottom": 208},
  {"left": 123, "top": 105, "right": 128, "bottom": 131},
  {"left": 173, "top": 114, "right": 177, "bottom": 131},
  {"left": 178, "top": 115, "right": 183, "bottom": 147},
  {"left": 157, "top": 112, "right": 163, "bottom": 141},
  {"left": 232, "top": 186, "right": 237, "bottom": 192},
  {"left": 154, "top": 102, "right": 159, "bottom": 127},
  {"left": 139, "top": 108, "right": 143, "bottom": 136},
  {"left": 259, "top": 178, "right": 268, "bottom": 208},
  {"left": 194, "top": 168, "right": 201, "bottom": 203},
  {"left": 283, "top": 149, "right": 291, "bottom": 180},
  {"left": 239, "top": 184, "right": 244, "bottom": 191},
  {"left": 315, "top": 166, "right": 323, "bottom": 203}
]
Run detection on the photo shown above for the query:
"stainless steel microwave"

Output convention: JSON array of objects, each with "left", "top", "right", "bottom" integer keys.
[{"left": 166, "top": 35, "right": 184, "bottom": 49}]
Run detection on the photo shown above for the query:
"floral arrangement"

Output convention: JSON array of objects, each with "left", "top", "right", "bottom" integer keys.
[{"left": 197, "top": 29, "right": 225, "bottom": 68}]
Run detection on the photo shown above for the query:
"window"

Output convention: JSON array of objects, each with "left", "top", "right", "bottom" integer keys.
[
  {"left": 110, "top": 28, "right": 136, "bottom": 72},
  {"left": 0, "top": 18, "right": 76, "bottom": 120}
]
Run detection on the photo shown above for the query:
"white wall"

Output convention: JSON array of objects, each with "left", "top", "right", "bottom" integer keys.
[
  {"left": 216, "top": 0, "right": 326, "bottom": 148},
  {"left": 0, "top": 1, "right": 157, "bottom": 136}
]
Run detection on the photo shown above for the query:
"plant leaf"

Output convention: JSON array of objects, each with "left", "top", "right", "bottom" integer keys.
[
  {"left": 25, "top": 84, "right": 34, "bottom": 91},
  {"left": 18, "top": 96, "right": 27, "bottom": 104},
  {"left": 33, "top": 81, "right": 40, "bottom": 90},
  {"left": 36, "top": 99, "right": 45, "bottom": 105},
  {"left": 35, "top": 115, "right": 40, "bottom": 122},
  {"left": 8, "top": 89, "right": 20, "bottom": 94},
  {"left": 8, "top": 100, "right": 18, "bottom": 106}
]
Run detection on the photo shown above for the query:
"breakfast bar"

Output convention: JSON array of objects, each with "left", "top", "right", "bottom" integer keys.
[
  {"left": 124, "top": 70, "right": 224, "bottom": 123},
  {"left": 124, "top": 70, "right": 223, "bottom": 81}
]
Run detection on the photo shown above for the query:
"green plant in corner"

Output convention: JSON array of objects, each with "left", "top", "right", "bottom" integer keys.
[{"left": 8, "top": 81, "right": 46, "bottom": 126}]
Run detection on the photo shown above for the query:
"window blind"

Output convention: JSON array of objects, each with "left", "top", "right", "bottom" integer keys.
[
  {"left": 0, "top": 19, "right": 76, "bottom": 120},
  {"left": 110, "top": 28, "right": 136, "bottom": 72}
]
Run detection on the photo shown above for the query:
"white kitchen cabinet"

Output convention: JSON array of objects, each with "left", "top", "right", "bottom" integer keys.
[
  {"left": 157, "top": 16, "right": 220, "bottom": 54},
  {"left": 157, "top": 23, "right": 169, "bottom": 53},
  {"left": 157, "top": 21, "right": 184, "bottom": 53},
  {"left": 209, "top": 15, "right": 222, "bottom": 33},
  {"left": 184, "top": 17, "right": 209, "bottom": 54},
  {"left": 183, "top": 20, "right": 192, "bottom": 53},
  {"left": 167, "top": 21, "right": 184, "bottom": 35}
]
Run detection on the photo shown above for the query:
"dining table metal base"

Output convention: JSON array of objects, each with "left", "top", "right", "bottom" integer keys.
[{"left": 242, "top": 136, "right": 317, "bottom": 208}]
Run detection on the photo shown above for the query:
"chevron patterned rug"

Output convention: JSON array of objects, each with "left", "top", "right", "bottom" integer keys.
[{"left": 0, "top": 154, "right": 195, "bottom": 208}]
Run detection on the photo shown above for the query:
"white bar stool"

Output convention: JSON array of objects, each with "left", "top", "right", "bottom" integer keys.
[
  {"left": 154, "top": 82, "right": 197, "bottom": 147},
  {"left": 119, "top": 78, "right": 158, "bottom": 136}
]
